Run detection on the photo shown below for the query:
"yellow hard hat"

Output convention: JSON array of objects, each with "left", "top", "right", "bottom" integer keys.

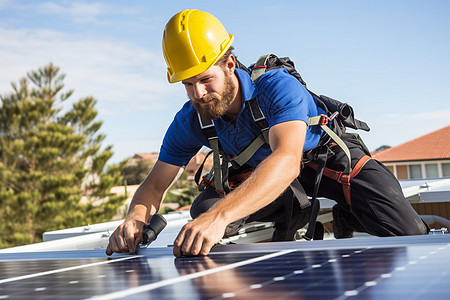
[{"left": 162, "top": 9, "right": 234, "bottom": 83}]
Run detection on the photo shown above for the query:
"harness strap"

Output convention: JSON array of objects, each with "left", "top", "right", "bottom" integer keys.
[
  {"left": 303, "top": 146, "right": 327, "bottom": 240},
  {"left": 221, "top": 153, "right": 231, "bottom": 195},
  {"left": 309, "top": 115, "right": 352, "bottom": 174},
  {"left": 223, "top": 98, "right": 270, "bottom": 169},
  {"left": 197, "top": 112, "right": 217, "bottom": 139},
  {"left": 289, "top": 178, "right": 311, "bottom": 209},
  {"left": 231, "top": 133, "right": 267, "bottom": 168},
  {"left": 208, "top": 137, "right": 225, "bottom": 196},
  {"left": 194, "top": 150, "right": 213, "bottom": 190},
  {"left": 248, "top": 97, "right": 269, "bottom": 133},
  {"left": 201, "top": 169, "right": 253, "bottom": 191},
  {"left": 198, "top": 97, "right": 271, "bottom": 196},
  {"left": 307, "top": 155, "right": 372, "bottom": 208}
]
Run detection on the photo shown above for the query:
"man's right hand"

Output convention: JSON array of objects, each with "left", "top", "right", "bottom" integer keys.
[{"left": 105, "top": 219, "right": 146, "bottom": 255}]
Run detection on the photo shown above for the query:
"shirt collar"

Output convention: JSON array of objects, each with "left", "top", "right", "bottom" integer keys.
[{"left": 235, "top": 68, "right": 258, "bottom": 103}]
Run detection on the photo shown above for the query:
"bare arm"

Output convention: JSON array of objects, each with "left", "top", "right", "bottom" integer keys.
[
  {"left": 106, "top": 160, "right": 183, "bottom": 255},
  {"left": 173, "top": 120, "right": 307, "bottom": 257}
]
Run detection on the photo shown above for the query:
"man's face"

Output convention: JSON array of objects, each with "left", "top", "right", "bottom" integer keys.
[{"left": 182, "top": 65, "right": 236, "bottom": 120}]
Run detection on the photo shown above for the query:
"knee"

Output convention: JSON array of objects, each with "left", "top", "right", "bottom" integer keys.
[
  {"left": 189, "top": 199, "right": 208, "bottom": 219},
  {"left": 367, "top": 215, "right": 429, "bottom": 237},
  {"left": 397, "top": 218, "right": 429, "bottom": 236},
  {"left": 189, "top": 187, "right": 221, "bottom": 219}
]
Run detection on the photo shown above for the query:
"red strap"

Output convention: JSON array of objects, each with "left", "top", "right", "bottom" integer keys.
[
  {"left": 306, "top": 155, "right": 372, "bottom": 208},
  {"left": 350, "top": 155, "right": 371, "bottom": 179},
  {"left": 343, "top": 155, "right": 371, "bottom": 207},
  {"left": 307, "top": 163, "right": 342, "bottom": 182},
  {"left": 341, "top": 174, "right": 351, "bottom": 207},
  {"left": 252, "top": 65, "right": 267, "bottom": 70},
  {"left": 201, "top": 170, "right": 253, "bottom": 197}
]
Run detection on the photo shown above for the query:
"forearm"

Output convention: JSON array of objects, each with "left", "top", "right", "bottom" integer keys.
[
  {"left": 125, "top": 160, "right": 183, "bottom": 223},
  {"left": 125, "top": 184, "right": 163, "bottom": 223}
]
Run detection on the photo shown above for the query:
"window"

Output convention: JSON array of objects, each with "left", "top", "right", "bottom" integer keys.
[
  {"left": 443, "top": 163, "right": 450, "bottom": 177},
  {"left": 425, "top": 164, "right": 438, "bottom": 178},
  {"left": 409, "top": 164, "right": 422, "bottom": 179},
  {"left": 396, "top": 165, "right": 408, "bottom": 180}
]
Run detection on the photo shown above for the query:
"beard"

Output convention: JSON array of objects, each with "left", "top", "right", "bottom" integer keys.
[{"left": 191, "top": 74, "right": 236, "bottom": 120}]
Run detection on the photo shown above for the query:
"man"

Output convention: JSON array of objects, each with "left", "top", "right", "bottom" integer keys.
[{"left": 106, "top": 9, "right": 428, "bottom": 258}]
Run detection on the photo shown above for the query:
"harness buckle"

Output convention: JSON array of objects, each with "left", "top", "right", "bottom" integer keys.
[
  {"left": 318, "top": 114, "right": 328, "bottom": 126},
  {"left": 336, "top": 171, "right": 345, "bottom": 183},
  {"left": 199, "top": 176, "right": 212, "bottom": 191},
  {"left": 216, "top": 190, "right": 226, "bottom": 198},
  {"left": 328, "top": 111, "right": 339, "bottom": 121}
]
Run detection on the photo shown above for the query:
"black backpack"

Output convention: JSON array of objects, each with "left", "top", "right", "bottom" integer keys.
[{"left": 246, "top": 54, "right": 370, "bottom": 137}]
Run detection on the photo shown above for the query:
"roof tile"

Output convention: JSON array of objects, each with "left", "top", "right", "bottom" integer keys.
[{"left": 372, "top": 125, "right": 450, "bottom": 162}]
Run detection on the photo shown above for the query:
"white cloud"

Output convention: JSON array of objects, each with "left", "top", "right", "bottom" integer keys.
[
  {"left": 35, "top": 2, "right": 66, "bottom": 14},
  {"left": 37, "top": 2, "right": 103, "bottom": 24},
  {"left": 34, "top": 1, "right": 141, "bottom": 24},
  {"left": 0, "top": 1, "right": 137, "bottom": 24},
  {"left": 0, "top": 0, "right": 10, "bottom": 9},
  {"left": 0, "top": 26, "right": 180, "bottom": 114}
]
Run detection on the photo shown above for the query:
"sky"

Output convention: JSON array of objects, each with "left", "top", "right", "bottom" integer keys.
[{"left": 0, "top": 0, "right": 449, "bottom": 164}]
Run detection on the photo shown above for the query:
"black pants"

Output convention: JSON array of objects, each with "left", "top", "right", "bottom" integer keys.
[
  {"left": 191, "top": 133, "right": 428, "bottom": 240},
  {"left": 300, "top": 133, "right": 428, "bottom": 236}
]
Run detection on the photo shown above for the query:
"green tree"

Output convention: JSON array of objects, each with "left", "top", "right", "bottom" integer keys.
[
  {"left": 164, "top": 171, "right": 199, "bottom": 209},
  {"left": 374, "top": 145, "right": 391, "bottom": 152},
  {"left": 122, "top": 159, "right": 154, "bottom": 185},
  {"left": 0, "top": 63, "right": 126, "bottom": 248}
]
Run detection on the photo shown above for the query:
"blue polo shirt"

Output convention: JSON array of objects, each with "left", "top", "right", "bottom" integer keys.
[{"left": 158, "top": 68, "right": 324, "bottom": 167}]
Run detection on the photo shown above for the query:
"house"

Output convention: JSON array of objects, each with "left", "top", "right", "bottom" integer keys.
[
  {"left": 372, "top": 125, "right": 450, "bottom": 180},
  {"left": 129, "top": 152, "right": 159, "bottom": 165},
  {"left": 371, "top": 125, "right": 450, "bottom": 225}
]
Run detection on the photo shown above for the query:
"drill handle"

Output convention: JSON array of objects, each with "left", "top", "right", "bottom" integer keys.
[{"left": 141, "top": 213, "right": 167, "bottom": 245}]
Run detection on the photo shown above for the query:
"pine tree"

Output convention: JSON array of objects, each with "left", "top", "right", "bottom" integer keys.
[{"left": 0, "top": 63, "right": 126, "bottom": 248}]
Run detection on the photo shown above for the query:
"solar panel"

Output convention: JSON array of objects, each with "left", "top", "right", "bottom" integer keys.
[{"left": 0, "top": 234, "right": 449, "bottom": 299}]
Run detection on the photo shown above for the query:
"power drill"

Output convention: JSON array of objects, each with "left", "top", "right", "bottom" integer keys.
[{"left": 141, "top": 213, "right": 167, "bottom": 247}]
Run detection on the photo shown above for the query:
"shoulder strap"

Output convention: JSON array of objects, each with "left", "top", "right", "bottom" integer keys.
[
  {"left": 248, "top": 97, "right": 269, "bottom": 142},
  {"left": 197, "top": 112, "right": 225, "bottom": 194},
  {"left": 251, "top": 54, "right": 273, "bottom": 83},
  {"left": 197, "top": 112, "right": 217, "bottom": 139},
  {"left": 229, "top": 98, "right": 269, "bottom": 166}
]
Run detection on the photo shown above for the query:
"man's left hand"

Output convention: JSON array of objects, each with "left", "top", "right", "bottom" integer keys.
[{"left": 173, "top": 213, "right": 227, "bottom": 257}]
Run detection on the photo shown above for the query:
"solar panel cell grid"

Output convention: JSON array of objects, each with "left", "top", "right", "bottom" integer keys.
[{"left": 0, "top": 235, "right": 449, "bottom": 299}]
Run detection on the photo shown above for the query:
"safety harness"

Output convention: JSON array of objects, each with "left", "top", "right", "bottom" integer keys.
[{"left": 194, "top": 54, "right": 371, "bottom": 240}]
